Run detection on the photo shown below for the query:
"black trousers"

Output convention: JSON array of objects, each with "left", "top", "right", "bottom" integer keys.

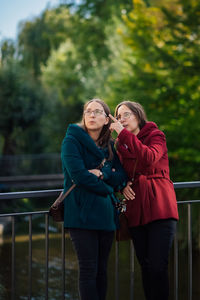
[
  {"left": 129, "top": 219, "right": 177, "bottom": 300},
  {"left": 69, "top": 228, "right": 114, "bottom": 300}
]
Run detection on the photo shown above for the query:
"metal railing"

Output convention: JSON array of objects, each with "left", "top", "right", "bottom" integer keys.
[{"left": 0, "top": 181, "right": 200, "bottom": 300}]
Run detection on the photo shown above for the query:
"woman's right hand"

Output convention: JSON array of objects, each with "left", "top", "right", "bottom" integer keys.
[
  {"left": 122, "top": 181, "right": 135, "bottom": 200},
  {"left": 88, "top": 169, "right": 103, "bottom": 178}
]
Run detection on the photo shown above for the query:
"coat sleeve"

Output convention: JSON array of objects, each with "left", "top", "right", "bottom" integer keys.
[
  {"left": 118, "top": 128, "right": 166, "bottom": 168},
  {"left": 61, "top": 137, "right": 113, "bottom": 195},
  {"left": 102, "top": 148, "right": 128, "bottom": 191}
]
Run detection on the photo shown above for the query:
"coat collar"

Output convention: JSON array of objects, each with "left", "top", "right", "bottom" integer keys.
[
  {"left": 66, "top": 124, "right": 105, "bottom": 160},
  {"left": 137, "top": 121, "right": 158, "bottom": 141}
]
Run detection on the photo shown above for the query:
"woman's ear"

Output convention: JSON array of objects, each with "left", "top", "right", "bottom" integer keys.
[{"left": 104, "top": 116, "right": 109, "bottom": 125}]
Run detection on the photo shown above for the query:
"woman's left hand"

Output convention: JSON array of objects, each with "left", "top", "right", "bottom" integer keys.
[
  {"left": 109, "top": 114, "right": 124, "bottom": 135},
  {"left": 122, "top": 181, "right": 135, "bottom": 200}
]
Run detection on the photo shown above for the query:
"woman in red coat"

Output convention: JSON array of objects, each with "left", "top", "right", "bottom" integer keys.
[{"left": 110, "top": 101, "right": 179, "bottom": 300}]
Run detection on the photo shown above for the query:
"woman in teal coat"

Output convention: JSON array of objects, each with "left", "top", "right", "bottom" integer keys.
[{"left": 61, "top": 98, "right": 127, "bottom": 300}]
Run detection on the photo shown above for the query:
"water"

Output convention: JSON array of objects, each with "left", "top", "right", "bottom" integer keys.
[
  {"left": 0, "top": 232, "right": 199, "bottom": 299},
  {"left": 0, "top": 233, "right": 79, "bottom": 300}
]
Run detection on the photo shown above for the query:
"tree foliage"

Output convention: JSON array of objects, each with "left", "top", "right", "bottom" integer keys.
[
  {"left": 0, "top": 0, "right": 199, "bottom": 183},
  {"left": 0, "top": 59, "right": 47, "bottom": 155},
  {"left": 106, "top": 0, "right": 200, "bottom": 180},
  {"left": 17, "top": 6, "right": 72, "bottom": 77}
]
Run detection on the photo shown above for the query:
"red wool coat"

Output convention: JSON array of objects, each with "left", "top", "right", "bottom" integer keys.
[{"left": 117, "top": 122, "right": 179, "bottom": 227}]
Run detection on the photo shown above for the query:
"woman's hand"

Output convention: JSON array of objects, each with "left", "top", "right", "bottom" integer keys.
[
  {"left": 122, "top": 181, "right": 135, "bottom": 200},
  {"left": 88, "top": 169, "right": 103, "bottom": 178},
  {"left": 109, "top": 114, "right": 124, "bottom": 135}
]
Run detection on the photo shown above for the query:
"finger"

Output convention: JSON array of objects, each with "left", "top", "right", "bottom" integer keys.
[
  {"left": 126, "top": 194, "right": 135, "bottom": 200},
  {"left": 124, "top": 194, "right": 131, "bottom": 201},
  {"left": 109, "top": 114, "right": 118, "bottom": 123},
  {"left": 109, "top": 123, "right": 114, "bottom": 130},
  {"left": 126, "top": 189, "right": 135, "bottom": 199},
  {"left": 122, "top": 191, "right": 129, "bottom": 199},
  {"left": 127, "top": 193, "right": 135, "bottom": 200},
  {"left": 127, "top": 183, "right": 135, "bottom": 195},
  {"left": 128, "top": 188, "right": 135, "bottom": 196},
  {"left": 123, "top": 190, "right": 132, "bottom": 200}
]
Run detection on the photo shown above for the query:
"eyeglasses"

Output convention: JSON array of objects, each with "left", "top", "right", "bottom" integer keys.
[
  {"left": 84, "top": 109, "right": 107, "bottom": 117},
  {"left": 116, "top": 112, "right": 133, "bottom": 121}
]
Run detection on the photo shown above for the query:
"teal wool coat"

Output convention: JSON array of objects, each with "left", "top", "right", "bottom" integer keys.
[{"left": 61, "top": 124, "right": 127, "bottom": 231}]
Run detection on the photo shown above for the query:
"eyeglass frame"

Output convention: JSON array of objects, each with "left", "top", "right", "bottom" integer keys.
[
  {"left": 116, "top": 112, "right": 134, "bottom": 121},
  {"left": 84, "top": 109, "right": 107, "bottom": 117}
]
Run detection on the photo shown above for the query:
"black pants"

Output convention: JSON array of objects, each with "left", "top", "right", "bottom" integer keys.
[
  {"left": 129, "top": 219, "right": 177, "bottom": 300},
  {"left": 69, "top": 228, "right": 114, "bottom": 300}
]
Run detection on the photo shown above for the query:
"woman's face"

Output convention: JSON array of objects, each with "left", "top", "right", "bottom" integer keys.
[
  {"left": 117, "top": 105, "right": 140, "bottom": 135},
  {"left": 84, "top": 101, "right": 109, "bottom": 132}
]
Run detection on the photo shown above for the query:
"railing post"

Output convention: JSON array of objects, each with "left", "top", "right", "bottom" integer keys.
[
  {"left": 45, "top": 213, "right": 49, "bottom": 300},
  {"left": 11, "top": 216, "right": 15, "bottom": 300},
  {"left": 28, "top": 215, "right": 32, "bottom": 300},
  {"left": 62, "top": 223, "right": 65, "bottom": 300},
  {"left": 115, "top": 241, "right": 119, "bottom": 300},
  {"left": 130, "top": 241, "right": 134, "bottom": 300},
  {"left": 174, "top": 230, "right": 178, "bottom": 300},
  {"left": 188, "top": 204, "right": 192, "bottom": 300}
]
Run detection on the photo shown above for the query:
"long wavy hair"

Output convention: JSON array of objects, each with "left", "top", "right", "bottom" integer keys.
[{"left": 81, "top": 98, "right": 113, "bottom": 160}]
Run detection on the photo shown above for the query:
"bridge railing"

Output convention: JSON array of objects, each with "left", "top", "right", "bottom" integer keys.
[{"left": 0, "top": 181, "right": 200, "bottom": 300}]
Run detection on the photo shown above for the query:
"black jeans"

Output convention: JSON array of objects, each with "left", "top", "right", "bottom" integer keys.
[
  {"left": 129, "top": 219, "right": 177, "bottom": 300},
  {"left": 69, "top": 228, "right": 114, "bottom": 300}
]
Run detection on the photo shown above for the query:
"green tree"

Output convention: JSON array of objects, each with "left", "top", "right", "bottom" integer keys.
[
  {"left": 17, "top": 1, "right": 134, "bottom": 77},
  {"left": 65, "top": 0, "right": 133, "bottom": 19},
  {"left": 0, "top": 39, "right": 15, "bottom": 64},
  {"left": 41, "top": 41, "right": 84, "bottom": 150},
  {"left": 108, "top": 0, "right": 200, "bottom": 181},
  {"left": 0, "top": 59, "right": 47, "bottom": 155},
  {"left": 17, "top": 6, "right": 72, "bottom": 77}
]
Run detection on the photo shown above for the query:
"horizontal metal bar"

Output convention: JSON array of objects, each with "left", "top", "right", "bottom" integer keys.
[
  {"left": 0, "top": 200, "right": 199, "bottom": 218},
  {"left": 0, "top": 189, "right": 62, "bottom": 200},
  {"left": 173, "top": 181, "right": 200, "bottom": 189},
  {"left": 177, "top": 200, "right": 200, "bottom": 204},
  {"left": 0, "top": 181, "right": 200, "bottom": 201},
  {"left": 0, "top": 210, "right": 49, "bottom": 217}
]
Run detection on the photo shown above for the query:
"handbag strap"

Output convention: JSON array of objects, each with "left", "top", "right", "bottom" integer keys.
[
  {"left": 60, "top": 157, "right": 106, "bottom": 201},
  {"left": 60, "top": 183, "right": 76, "bottom": 201}
]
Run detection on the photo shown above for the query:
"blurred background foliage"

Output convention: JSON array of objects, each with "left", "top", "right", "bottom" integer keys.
[{"left": 0, "top": 0, "right": 199, "bottom": 183}]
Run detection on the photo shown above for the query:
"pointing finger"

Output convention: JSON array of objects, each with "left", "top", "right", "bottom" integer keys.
[{"left": 109, "top": 114, "right": 118, "bottom": 123}]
